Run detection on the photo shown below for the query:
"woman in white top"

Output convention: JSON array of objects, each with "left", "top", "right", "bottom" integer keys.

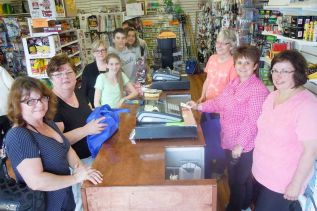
[{"left": 0, "top": 66, "right": 14, "bottom": 148}]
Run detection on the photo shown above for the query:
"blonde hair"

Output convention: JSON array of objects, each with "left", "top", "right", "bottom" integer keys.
[
  {"left": 91, "top": 39, "right": 108, "bottom": 52},
  {"left": 217, "top": 29, "right": 237, "bottom": 54},
  {"left": 106, "top": 53, "right": 124, "bottom": 97}
]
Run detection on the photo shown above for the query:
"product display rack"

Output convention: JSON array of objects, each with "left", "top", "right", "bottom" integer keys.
[
  {"left": 0, "top": 14, "right": 30, "bottom": 76},
  {"left": 23, "top": 18, "right": 84, "bottom": 79}
]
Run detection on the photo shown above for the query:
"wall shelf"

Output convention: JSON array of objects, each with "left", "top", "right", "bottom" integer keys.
[
  {"left": 262, "top": 31, "right": 317, "bottom": 47},
  {"left": 264, "top": 2, "right": 317, "bottom": 15},
  {"left": 69, "top": 51, "right": 80, "bottom": 58},
  {"left": 60, "top": 40, "right": 79, "bottom": 48}
]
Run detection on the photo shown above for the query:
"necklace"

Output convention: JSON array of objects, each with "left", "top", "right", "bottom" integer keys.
[{"left": 28, "top": 123, "right": 40, "bottom": 133}]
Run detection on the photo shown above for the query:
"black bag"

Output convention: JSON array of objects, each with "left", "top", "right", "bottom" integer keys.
[{"left": 0, "top": 145, "right": 46, "bottom": 211}]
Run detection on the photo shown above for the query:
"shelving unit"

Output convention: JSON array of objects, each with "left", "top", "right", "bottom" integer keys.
[
  {"left": 262, "top": 31, "right": 317, "bottom": 47},
  {"left": 22, "top": 18, "right": 84, "bottom": 78},
  {"left": 264, "top": 2, "right": 317, "bottom": 15}
]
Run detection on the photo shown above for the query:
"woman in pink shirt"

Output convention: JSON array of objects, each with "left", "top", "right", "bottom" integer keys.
[
  {"left": 188, "top": 46, "right": 269, "bottom": 210},
  {"left": 199, "top": 29, "right": 238, "bottom": 179},
  {"left": 252, "top": 50, "right": 317, "bottom": 210}
]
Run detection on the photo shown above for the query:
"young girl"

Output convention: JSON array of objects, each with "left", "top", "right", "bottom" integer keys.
[{"left": 94, "top": 53, "right": 138, "bottom": 108}]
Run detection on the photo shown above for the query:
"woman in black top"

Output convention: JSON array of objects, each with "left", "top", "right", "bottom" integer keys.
[
  {"left": 81, "top": 39, "right": 108, "bottom": 108},
  {"left": 5, "top": 76, "right": 103, "bottom": 211},
  {"left": 47, "top": 54, "right": 107, "bottom": 211}
]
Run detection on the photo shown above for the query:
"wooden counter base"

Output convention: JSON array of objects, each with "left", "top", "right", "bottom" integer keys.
[{"left": 83, "top": 182, "right": 216, "bottom": 211}]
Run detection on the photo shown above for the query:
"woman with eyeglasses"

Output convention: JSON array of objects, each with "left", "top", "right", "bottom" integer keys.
[
  {"left": 5, "top": 76, "right": 103, "bottom": 211},
  {"left": 187, "top": 46, "right": 269, "bottom": 211},
  {"left": 47, "top": 54, "right": 107, "bottom": 211},
  {"left": 198, "top": 29, "right": 238, "bottom": 179},
  {"left": 252, "top": 50, "right": 317, "bottom": 210},
  {"left": 81, "top": 39, "right": 108, "bottom": 108}
]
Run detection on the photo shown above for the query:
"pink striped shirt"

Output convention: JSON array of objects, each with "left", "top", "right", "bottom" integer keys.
[{"left": 199, "top": 74, "right": 269, "bottom": 152}]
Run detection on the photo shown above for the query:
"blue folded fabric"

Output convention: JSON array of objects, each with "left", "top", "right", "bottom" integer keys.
[{"left": 86, "top": 104, "right": 129, "bottom": 158}]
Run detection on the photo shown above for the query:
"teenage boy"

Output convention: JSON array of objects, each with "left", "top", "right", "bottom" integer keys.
[{"left": 108, "top": 28, "right": 138, "bottom": 83}]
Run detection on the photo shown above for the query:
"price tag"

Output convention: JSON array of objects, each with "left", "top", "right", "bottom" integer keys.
[{"left": 32, "top": 18, "right": 49, "bottom": 28}]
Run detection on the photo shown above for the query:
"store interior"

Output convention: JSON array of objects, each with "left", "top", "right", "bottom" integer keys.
[{"left": 1, "top": 0, "right": 317, "bottom": 210}]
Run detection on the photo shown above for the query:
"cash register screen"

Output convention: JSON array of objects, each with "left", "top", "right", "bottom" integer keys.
[
  {"left": 138, "top": 100, "right": 183, "bottom": 123},
  {"left": 145, "top": 100, "right": 181, "bottom": 116}
]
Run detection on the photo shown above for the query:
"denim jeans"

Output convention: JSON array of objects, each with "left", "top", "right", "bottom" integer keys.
[
  {"left": 200, "top": 112, "right": 225, "bottom": 178},
  {"left": 71, "top": 156, "right": 94, "bottom": 211}
]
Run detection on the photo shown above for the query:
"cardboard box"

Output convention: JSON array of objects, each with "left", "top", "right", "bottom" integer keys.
[{"left": 64, "top": 0, "right": 77, "bottom": 17}]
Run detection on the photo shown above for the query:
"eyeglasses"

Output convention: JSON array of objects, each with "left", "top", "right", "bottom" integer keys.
[
  {"left": 270, "top": 69, "right": 295, "bottom": 75},
  {"left": 21, "top": 96, "right": 49, "bottom": 106},
  {"left": 216, "top": 41, "right": 230, "bottom": 46},
  {"left": 93, "top": 49, "right": 107, "bottom": 54},
  {"left": 51, "top": 71, "right": 74, "bottom": 78}
]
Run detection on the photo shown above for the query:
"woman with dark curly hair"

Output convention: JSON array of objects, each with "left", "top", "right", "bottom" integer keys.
[
  {"left": 5, "top": 76, "right": 103, "bottom": 211},
  {"left": 252, "top": 50, "right": 317, "bottom": 210}
]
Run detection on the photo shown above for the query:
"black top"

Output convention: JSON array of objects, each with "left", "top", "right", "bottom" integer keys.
[
  {"left": 54, "top": 89, "right": 92, "bottom": 159},
  {"left": 81, "top": 61, "right": 103, "bottom": 108},
  {"left": 5, "top": 120, "right": 75, "bottom": 211}
]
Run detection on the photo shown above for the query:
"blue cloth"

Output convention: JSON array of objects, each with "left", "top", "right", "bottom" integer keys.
[
  {"left": 86, "top": 104, "right": 129, "bottom": 158},
  {"left": 5, "top": 120, "right": 75, "bottom": 211}
]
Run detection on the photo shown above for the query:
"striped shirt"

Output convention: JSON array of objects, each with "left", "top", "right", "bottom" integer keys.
[{"left": 5, "top": 120, "right": 75, "bottom": 211}]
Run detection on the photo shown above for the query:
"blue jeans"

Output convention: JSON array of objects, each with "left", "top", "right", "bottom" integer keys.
[
  {"left": 200, "top": 112, "right": 225, "bottom": 178},
  {"left": 225, "top": 150, "right": 253, "bottom": 211},
  {"left": 71, "top": 156, "right": 94, "bottom": 211}
]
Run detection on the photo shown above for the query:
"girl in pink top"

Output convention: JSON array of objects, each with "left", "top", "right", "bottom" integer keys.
[
  {"left": 188, "top": 46, "right": 269, "bottom": 210},
  {"left": 252, "top": 50, "right": 317, "bottom": 210},
  {"left": 199, "top": 29, "right": 238, "bottom": 179}
]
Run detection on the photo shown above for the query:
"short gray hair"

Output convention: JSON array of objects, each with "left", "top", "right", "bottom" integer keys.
[{"left": 217, "top": 29, "right": 237, "bottom": 54}]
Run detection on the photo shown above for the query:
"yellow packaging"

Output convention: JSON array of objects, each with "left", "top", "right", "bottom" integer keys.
[
  {"left": 303, "top": 23, "right": 310, "bottom": 40},
  {"left": 308, "top": 71, "right": 317, "bottom": 80},
  {"left": 309, "top": 22, "right": 314, "bottom": 41}
]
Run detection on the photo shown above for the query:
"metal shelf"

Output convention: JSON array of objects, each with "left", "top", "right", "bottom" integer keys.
[
  {"left": 264, "top": 2, "right": 317, "bottom": 15},
  {"left": 262, "top": 31, "right": 317, "bottom": 47}
]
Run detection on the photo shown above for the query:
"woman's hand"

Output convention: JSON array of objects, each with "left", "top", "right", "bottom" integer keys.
[
  {"left": 232, "top": 145, "right": 243, "bottom": 159},
  {"left": 117, "top": 98, "right": 125, "bottom": 108},
  {"left": 186, "top": 101, "right": 198, "bottom": 110},
  {"left": 284, "top": 181, "right": 301, "bottom": 201},
  {"left": 85, "top": 116, "right": 107, "bottom": 135},
  {"left": 197, "top": 96, "right": 205, "bottom": 104},
  {"left": 73, "top": 164, "right": 103, "bottom": 185}
]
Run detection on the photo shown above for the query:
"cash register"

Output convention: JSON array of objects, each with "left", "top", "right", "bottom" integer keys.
[
  {"left": 134, "top": 100, "right": 197, "bottom": 139},
  {"left": 150, "top": 68, "right": 190, "bottom": 91}
]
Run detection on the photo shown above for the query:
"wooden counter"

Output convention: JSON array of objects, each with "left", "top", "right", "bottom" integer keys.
[{"left": 81, "top": 74, "right": 217, "bottom": 211}]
